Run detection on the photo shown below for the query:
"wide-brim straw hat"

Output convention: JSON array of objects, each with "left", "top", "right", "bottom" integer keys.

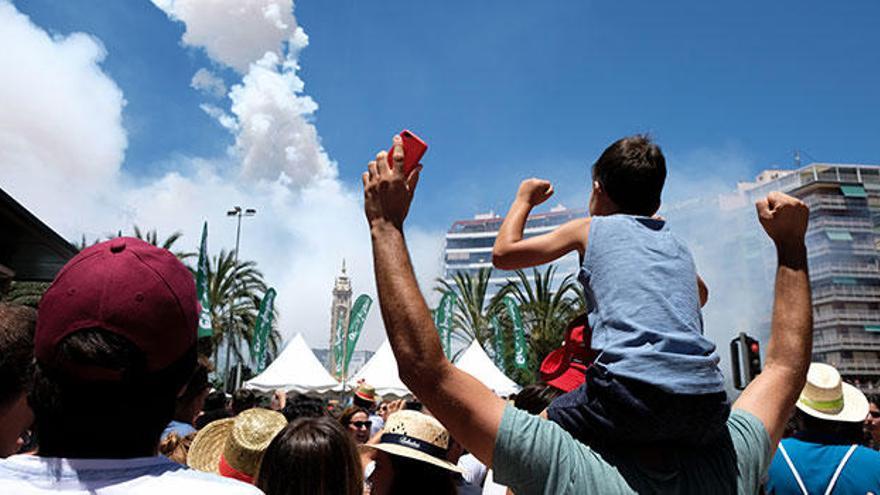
[
  {"left": 366, "top": 410, "right": 464, "bottom": 474},
  {"left": 795, "top": 362, "right": 869, "bottom": 423},
  {"left": 188, "top": 408, "right": 287, "bottom": 482}
]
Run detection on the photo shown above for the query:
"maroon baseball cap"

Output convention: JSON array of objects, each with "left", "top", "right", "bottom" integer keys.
[
  {"left": 35, "top": 237, "right": 198, "bottom": 380},
  {"left": 540, "top": 314, "right": 597, "bottom": 393}
]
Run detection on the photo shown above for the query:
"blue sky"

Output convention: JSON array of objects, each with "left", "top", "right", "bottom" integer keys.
[
  {"left": 16, "top": 0, "right": 880, "bottom": 230},
  {"left": 3, "top": 0, "right": 878, "bottom": 352}
]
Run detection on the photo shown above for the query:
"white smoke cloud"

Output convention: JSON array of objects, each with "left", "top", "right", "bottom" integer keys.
[
  {"left": 191, "top": 68, "right": 227, "bottom": 97},
  {"left": 150, "top": 0, "right": 305, "bottom": 73},
  {"left": 0, "top": 0, "right": 443, "bottom": 353}
]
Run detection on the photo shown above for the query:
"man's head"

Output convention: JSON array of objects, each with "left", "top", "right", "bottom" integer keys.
[
  {"left": 792, "top": 362, "right": 869, "bottom": 444},
  {"left": 231, "top": 389, "right": 259, "bottom": 415},
  {"left": 0, "top": 303, "right": 36, "bottom": 457},
  {"left": 590, "top": 135, "right": 667, "bottom": 217},
  {"left": 174, "top": 361, "right": 210, "bottom": 425},
  {"left": 30, "top": 237, "right": 199, "bottom": 458}
]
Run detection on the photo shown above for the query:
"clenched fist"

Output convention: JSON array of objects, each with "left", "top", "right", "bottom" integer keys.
[
  {"left": 516, "top": 178, "right": 554, "bottom": 207},
  {"left": 755, "top": 191, "right": 809, "bottom": 247}
]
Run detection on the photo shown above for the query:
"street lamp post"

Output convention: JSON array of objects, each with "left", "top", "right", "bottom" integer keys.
[{"left": 224, "top": 206, "right": 256, "bottom": 392}]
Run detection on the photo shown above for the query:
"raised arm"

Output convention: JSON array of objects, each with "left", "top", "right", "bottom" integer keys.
[
  {"left": 732, "top": 191, "right": 811, "bottom": 449},
  {"left": 363, "top": 136, "right": 505, "bottom": 466},
  {"left": 492, "top": 179, "right": 589, "bottom": 270}
]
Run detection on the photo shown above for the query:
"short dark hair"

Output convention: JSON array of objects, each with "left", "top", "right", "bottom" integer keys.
[
  {"left": 0, "top": 303, "right": 36, "bottom": 407},
  {"left": 592, "top": 135, "right": 667, "bottom": 216},
  {"left": 30, "top": 328, "right": 195, "bottom": 458},
  {"left": 232, "top": 389, "right": 259, "bottom": 415},
  {"left": 281, "top": 394, "right": 326, "bottom": 422},
  {"left": 257, "top": 416, "right": 363, "bottom": 495},
  {"left": 793, "top": 409, "right": 863, "bottom": 444},
  {"left": 388, "top": 454, "right": 457, "bottom": 494},
  {"left": 513, "top": 383, "right": 565, "bottom": 415}
]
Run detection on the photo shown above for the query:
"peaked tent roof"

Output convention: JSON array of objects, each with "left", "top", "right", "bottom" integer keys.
[
  {"left": 348, "top": 340, "right": 411, "bottom": 398},
  {"left": 245, "top": 333, "right": 340, "bottom": 394},
  {"left": 455, "top": 340, "right": 521, "bottom": 397}
]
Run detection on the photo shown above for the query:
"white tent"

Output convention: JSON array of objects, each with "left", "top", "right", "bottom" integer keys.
[
  {"left": 455, "top": 340, "right": 521, "bottom": 397},
  {"left": 348, "top": 340, "right": 411, "bottom": 397},
  {"left": 245, "top": 333, "right": 340, "bottom": 394}
]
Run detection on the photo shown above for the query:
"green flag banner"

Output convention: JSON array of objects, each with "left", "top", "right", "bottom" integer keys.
[
  {"left": 333, "top": 305, "right": 347, "bottom": 378},
  {"left": 503, "top": 296, "right": 528, "bottom": 369},
  {"left": 434, "top": 293, "right": 456, "bottom": 359},
  {"left": 491, "top": 315, "right": 505, "bottom": 369},
  {"left": 252, "top": 288, "right": 276, "bottom": 373},
  {"left": 343, "top": 294, "right": 372, "bottom": 377},
  {"left": 196, "top": 222, "right": 213, "bottom": 338}
]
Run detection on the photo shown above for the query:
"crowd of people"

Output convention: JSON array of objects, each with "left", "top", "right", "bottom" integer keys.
[{"left": 0, "top": 133, "right": 879, "bottom": 493}]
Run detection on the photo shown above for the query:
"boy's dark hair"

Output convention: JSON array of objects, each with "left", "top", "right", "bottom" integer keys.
[
  {"left": 30, "top": 328, "right": 195, "bottom": 458},
  {"left": 592, "top": 134, "right": 667, "bottom": 215},
  {"left": 0, "top": 303, "right": 36, "bottom": 408},
  {"left": 793, "top": 409, "right": 863, "bottom": 444}
]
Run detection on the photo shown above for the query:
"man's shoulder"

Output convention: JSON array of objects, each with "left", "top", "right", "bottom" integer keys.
[{"left": 158, "top": 468, "right": 262, "bottom": 493}]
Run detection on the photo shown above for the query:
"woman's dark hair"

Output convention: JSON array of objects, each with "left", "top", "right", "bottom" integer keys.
[
  {"left": 231, "top": 388, "right": 259, "bottom": 415},
  {"left": 592, "top": 134, "right": 666, "bottom": 216},
  {"left": 513, "top": 383, "right": 565, "bottom": 415},
  {"left": 338, "top": 406, "right": 368, "bottom": 426},
  {"left": 257, "top": 416, "right": 363, "bottom": 495},
  {"left": 30, "top": 328, "right": 195, "bottom": 458},
  {"left": 0, "top": 303, "right": 36, "bottom": 408},
  {"left": 387, "top": 454, "right": 457, "bottom": 495}
]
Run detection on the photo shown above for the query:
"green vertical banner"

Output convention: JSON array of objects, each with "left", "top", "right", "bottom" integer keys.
[
  {"left": 434, "top": 293, "right": 456, "bottom": 359},
  {"left": 252, "top": 288, "right": 276, "bottom": 373},
  {"left": 196, "top": 222, "right": 213, "bottom": 338},
  {"left": 333, "top": 306, "right": 347, "bottom": 378},
  {"left": 503, "top": 296, "right": 528, "bottom": 369},
  {"left": 491, "top": 315, "right": 505, "bottom": 369},
  {"left": 343, "top": 294, "right": 372, "bottom": 377}
]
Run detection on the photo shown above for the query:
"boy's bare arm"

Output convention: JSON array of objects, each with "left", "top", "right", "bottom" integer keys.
[
  {"left": 493, "top": 178, "right": 589, "bottom": 270},
  {"left": 732, "top": 192, "right": 811, "bottom": 450}
]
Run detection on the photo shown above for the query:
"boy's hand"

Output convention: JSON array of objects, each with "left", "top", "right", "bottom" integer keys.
[
  {"left": 755, "top": 192, "right": 809, "bottom": 247},
  {"left": 517, "top": 178, "right": 554, "bottom": 206},
  {"left": 363, "top": 135, "right": 421, "bottom": 231}
]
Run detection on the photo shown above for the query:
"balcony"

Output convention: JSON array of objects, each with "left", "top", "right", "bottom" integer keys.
[
  {"left": 812, "top": 285, "right": 880, "bottom": 304},
  {"left": 813, "top": 335, "right": 880, "bottom": 352},
  {"left": 808, "top": 216, "right": 874, "bottom": 232},
  {"left": 813, "top": 309, "right": 880, "bottom": 328},
  {"left": 831, "top": 360, "right": 880, "bottom": 375},
  {"left": 810, "top": 263, "right": 880, "bottom": 280}
]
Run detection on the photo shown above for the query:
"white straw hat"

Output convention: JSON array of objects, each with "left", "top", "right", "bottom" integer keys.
[
  {"left": 795, "top": 362, "right": 869, "bottom": 423},
  {"left": 366, "top": 410, "right": 464, "bottom": 474}
]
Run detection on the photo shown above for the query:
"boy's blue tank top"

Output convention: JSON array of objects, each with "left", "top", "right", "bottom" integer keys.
[{"left": 581, "top": 215, "right": 724, "bottom": 395}]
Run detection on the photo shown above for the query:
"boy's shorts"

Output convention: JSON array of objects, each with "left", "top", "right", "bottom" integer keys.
[{"left": 547, "top": 365, "right": 730, "bottom": 447}]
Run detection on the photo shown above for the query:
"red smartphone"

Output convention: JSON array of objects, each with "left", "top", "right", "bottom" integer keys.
[{"left": 386, "top": 129, "right": 427, "bottom": 176}]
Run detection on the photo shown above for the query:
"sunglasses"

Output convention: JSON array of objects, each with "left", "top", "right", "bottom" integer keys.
[
  {"left": 869, "top": 411, "right": 880, "bottom": 419},
  {"left": 351, "top": 421, "right": 372, "bottom": 429}
]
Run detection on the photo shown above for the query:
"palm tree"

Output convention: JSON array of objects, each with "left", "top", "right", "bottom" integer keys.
[
  {"left": 129, "top": 226, "right": 196, "bottom": 262},
  {"left": 434, "top": 268, "right": 504, "bottom": 354},
  {"left": 204, "top": 249, "right": 280, "bottom": 371},
  {"left": 497, "top": 265, "right": 584, "bottom": 374}
]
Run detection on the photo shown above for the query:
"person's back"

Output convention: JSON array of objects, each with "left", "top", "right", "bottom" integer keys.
[
  {"left": 0, "top": 238, "right": 260, "bottom": 494},
  {"left": 580, "top": 214, "right": 720, "bottom": 393}
]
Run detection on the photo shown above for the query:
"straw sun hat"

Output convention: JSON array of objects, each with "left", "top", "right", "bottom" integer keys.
[
  {"left": 188, "top": 408, "right": 287, "bottom": 483},
  {"left": 796, "top": 362, "right": 869, "bottom": 423},
  {"left": 366, "top": 410, "right": 464, "bottom": 474}
]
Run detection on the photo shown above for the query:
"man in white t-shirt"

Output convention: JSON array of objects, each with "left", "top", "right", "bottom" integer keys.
[{"left": 0, "top": 238, "right": 260, "bottom": 494}]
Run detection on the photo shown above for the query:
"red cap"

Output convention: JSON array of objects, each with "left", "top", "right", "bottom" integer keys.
[
  {"left": 35, "top": 237, "right": 198, "bottom": 379},
  {"left": 539, "top": 314, "right": 597, "bottom": 393}
]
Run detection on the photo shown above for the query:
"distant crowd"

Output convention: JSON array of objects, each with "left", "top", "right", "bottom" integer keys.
[{"left": 1, "top": 133, "right": 879, "bottom": 494}]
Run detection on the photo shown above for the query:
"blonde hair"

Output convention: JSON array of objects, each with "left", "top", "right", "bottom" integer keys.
[{"left": 159, "top": 432, "right": 195, "bottom": 465}]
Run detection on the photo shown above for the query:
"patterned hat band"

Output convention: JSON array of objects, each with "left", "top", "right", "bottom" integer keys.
[
  {"left": 799, "top": 395, "right": 844, "bottom": 414},
  {"left": 379, "top": 433, "right": 448, "bottom": 459}
]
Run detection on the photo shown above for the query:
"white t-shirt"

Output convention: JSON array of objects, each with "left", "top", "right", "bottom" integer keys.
[{"left": 0, "top": 455, "right": 262, "bottom": 494}]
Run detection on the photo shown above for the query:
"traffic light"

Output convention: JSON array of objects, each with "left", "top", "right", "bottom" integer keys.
[{"left": 730, "top": 332, "right": 762, "bottom": 390}]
